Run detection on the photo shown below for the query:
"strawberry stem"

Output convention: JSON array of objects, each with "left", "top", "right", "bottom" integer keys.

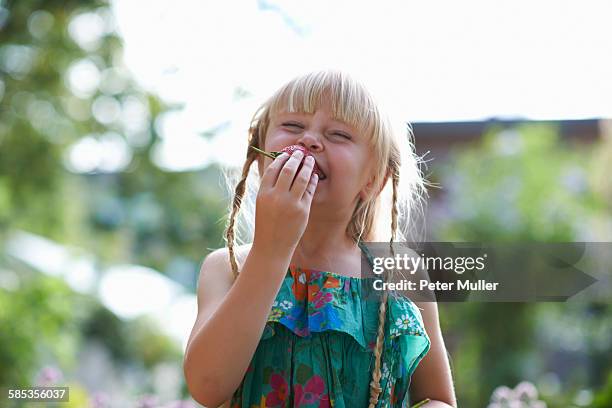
[
  {"left": 411, "top": 399, "right": 431, "bottom": 408},
  {"left": 250, "top": 146, "right": 281, "bottom": 159}
]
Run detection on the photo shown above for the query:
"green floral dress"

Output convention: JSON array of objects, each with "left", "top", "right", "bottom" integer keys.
[{"left": 230, "top": 242, "right": 430, "bottom": 408}]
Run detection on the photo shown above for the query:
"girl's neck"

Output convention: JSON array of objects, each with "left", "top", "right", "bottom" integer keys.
[
  {"left": 291, "top": 223, "right": 361, "bottom": 273},
  {"left": 295, "top": 235, "right": 356, "bottom": 258},
  {"left": 299, "top": 215, "right": 354, "bottom": 248}
]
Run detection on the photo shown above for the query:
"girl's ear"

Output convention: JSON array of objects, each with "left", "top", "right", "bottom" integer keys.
[
  {"left": 359, "top": 175, "right": 373, "bottom": 201},
  {"left": 360, "top": 169, "right": 390, "bottom": 200},
  {"left": 359, "top": 172, "right": 378, "bottom": 199}
]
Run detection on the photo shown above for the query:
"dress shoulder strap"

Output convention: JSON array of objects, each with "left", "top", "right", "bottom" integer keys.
[{"left": 357, "top": 240, "right": 375, "bottom": 270}]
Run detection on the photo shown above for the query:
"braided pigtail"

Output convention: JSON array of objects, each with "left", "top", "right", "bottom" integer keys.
[
  {"left": 368, "top": 165, "right": 400, "bottom": 407},
  {"left": 225, "top": 125, "right": 262, "bottom": 281},
  {"left": 368, "top": 289, "right": 388, "bottom": 408},
  {"left": 390, "top": 169, "right": 399, "bottom": 245}
]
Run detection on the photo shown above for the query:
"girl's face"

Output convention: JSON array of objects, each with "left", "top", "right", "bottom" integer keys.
[{"left": 260, "top": 99, "right": 375, "bottom": 210}]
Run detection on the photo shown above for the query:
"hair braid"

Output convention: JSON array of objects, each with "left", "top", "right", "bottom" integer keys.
[
  {"left": 225, "top": 124, "right": 262, "bottom": 281},
  {"left": 368, "top": 168, "right": 400, "bottom": 407},
  {"left": 368, "top": 289, "right": 388, "bottom": 408},
  {"left": 390, "top": 170, "right": 399, "bottom": 245}
]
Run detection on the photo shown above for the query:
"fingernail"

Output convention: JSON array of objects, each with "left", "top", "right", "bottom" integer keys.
[
  {"left": 293, "top": 150, "right": 303, "bottom": 158},
  {"left": 305, "top": 156, "right": 314, "bottom": 164}
]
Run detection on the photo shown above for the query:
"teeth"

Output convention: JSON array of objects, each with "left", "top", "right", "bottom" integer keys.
[{"left": 313, "top": 162, "right": 326, "bottom": 180}]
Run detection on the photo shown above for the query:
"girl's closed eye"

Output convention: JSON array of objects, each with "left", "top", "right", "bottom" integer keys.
[
  {"left": 281, "top": 122, "right": 352, "bottom": 140},
  {"left": 282, "top": 122, "right": 304, "bottom": 130},
  {"left": 332, "top": 131, "right": 351, "bottom": 140}
]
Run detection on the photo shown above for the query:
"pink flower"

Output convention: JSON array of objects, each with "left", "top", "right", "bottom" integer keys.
[
  {"left": 488, "top": 381, "right": 546, "bottom": 408},
  {"left": 294, "top": 375, "right": 326, "bottom": 406},
  {"left": 90, "top": 392, "right": 110, "bottom": 408},
  {"left": 35, "top": 366, "right": 63, "bottom": 386},
  {"left": 295, "top": 327, "right": 310, "bottom": 337},
  {"left": 318, "top": 394, "right": 331, "bottom": 408},
  {"left": 137, "top": 395, "right": 158, "bottom": 408},
  {"left": 266, "top": 374, "right": 288, "bottom": 407},
  {"left": 312, "top": 291, "right": 333, "bottom": 309}
]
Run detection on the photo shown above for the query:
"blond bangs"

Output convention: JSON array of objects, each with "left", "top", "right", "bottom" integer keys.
[
  {"left": 261, "top": 70, "right": 406, "bottom": 242},
  {"left": 225, "top": 69, "right": 427, "bottom": 247},
  {"left": 267, "top": 71, "right": 386, "bottom": 152}
]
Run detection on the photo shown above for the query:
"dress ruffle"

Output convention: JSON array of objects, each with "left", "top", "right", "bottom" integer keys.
[{"left": 262, "top": 265, "right": 430, "bottom": 378}]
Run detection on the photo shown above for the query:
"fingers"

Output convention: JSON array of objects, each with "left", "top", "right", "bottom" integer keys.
[
  {"left": 260, "top": 152, "right": 290, "bottom": 188},
  {"left": 275, "top": 150, "right": 305, "bottom": 191},
  {"left": 301, "top": 172, "right": 319, "bottom": 202},
  {"left": 291, "top": 155, "right": 315, "bottom": 198}
]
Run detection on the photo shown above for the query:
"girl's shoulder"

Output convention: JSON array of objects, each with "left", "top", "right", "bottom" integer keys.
[
  {"left": 197, "top": 244, "right": 253, "bottom": 294},
  {"left": 201, "top": 243, "right": 253, "bottom": 275},
  {"left": 209, "top": 243, "right": 252, "bottom": 266}
]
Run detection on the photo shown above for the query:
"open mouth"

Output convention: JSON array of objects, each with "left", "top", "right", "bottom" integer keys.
[
  {"left": 249, "top": 145, "right": 327, "bottom": 180},
  {"left": 314, "top": 161, "right": 327, "bottom": 180}
]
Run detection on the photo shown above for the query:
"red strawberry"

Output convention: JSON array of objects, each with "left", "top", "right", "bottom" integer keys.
[
  {"left": 250, "top": 145, "right": 326, "bottom": 180},
  {"left": 280, "top": 145, "right": 326, "bottom": 180}
]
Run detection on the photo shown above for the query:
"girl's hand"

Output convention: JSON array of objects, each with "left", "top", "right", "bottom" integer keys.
[{"left": 253, "top": 149, "right": 319, "bottom": 254}]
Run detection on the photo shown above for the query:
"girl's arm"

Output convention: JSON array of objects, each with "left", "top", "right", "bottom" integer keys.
[
  {"left": 409, "top": 299, "right": 457, "bottom": 407},
  {"left": 184, "top": 151, "right": 319, "bottom": 406},
  {"left": 183, "top": 244, "right": 292, "bottom": 407}
]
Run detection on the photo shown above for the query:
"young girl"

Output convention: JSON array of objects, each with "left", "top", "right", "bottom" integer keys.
[{"left": 184, "top": 70, "right": 456, "bottom": 407}]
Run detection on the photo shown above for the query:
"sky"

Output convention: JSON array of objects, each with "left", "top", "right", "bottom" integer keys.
[{"left": 106, "top": 0, "right": 612, "bottom": 169}]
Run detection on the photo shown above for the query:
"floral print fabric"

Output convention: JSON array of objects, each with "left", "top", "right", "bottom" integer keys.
[{"left": 230, "top": 244, "right": 430, "bottom": 408}]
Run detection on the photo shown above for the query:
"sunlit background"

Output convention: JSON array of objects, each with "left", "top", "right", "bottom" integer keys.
[{"left": 1, "top": 0, "right": 611, "bottom": 407}]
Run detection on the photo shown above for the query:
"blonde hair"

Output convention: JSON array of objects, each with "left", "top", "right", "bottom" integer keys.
[{"left": 222, "top": 69, "right": 428, "bottom": 406}]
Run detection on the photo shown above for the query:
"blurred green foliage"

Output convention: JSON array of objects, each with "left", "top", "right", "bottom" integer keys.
[
  {"left": 82, "top": 304, "right": 181, "bottom": 369},
  {"left": 0, "top": 0, "right": 227, "bottom": 284},
  {"left": 0, "top": 0, "right": 224, "bottom": 402},
  {"left": 436, "top": 123, "right": 609, "bottom": 242},
  {"left": 593, "top": 372, "right": 612, "bottom": 408},
  {"left": 0, "top": 263, "right": 182, "bottom": 390},
  {"left": 0, "top": 270, "right": 77, "bottom": 387},
  {"left": 435, "top": 123, "right": 612, "bottom": 407}
]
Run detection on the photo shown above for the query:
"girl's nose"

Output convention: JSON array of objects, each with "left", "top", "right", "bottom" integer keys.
[{"left": 298, "top": 132, "right": 323, "bottom": 152}]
